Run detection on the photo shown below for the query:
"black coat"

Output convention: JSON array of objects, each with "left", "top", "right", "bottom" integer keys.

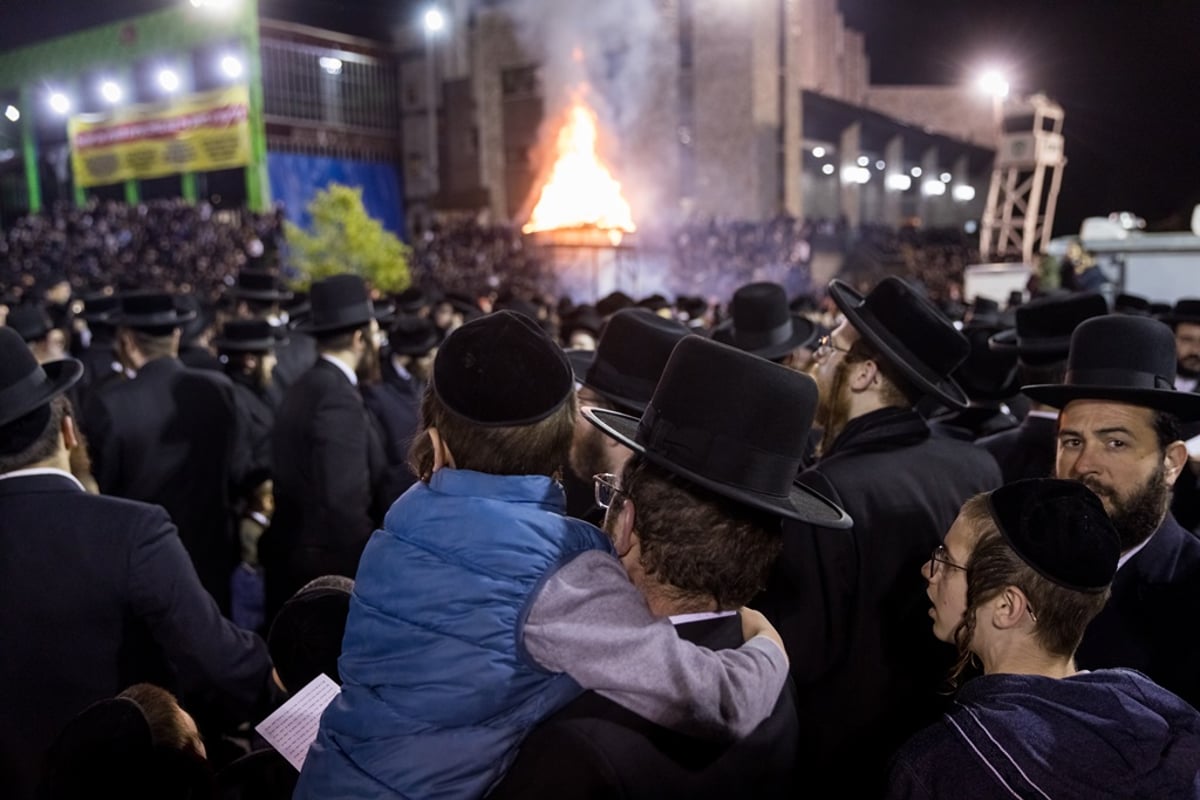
[
  {"left": 84, "top": 356, "right": 240, "bottom": 610},
  {"left": 976, "top": 412, "right": 1059, "bottom": 483},
  {"left": 360, "top": 358, "right": 424, "bottom": 509},
  {"left": 489, "top": 615, "right": 798, "bottom": 799},
  {"left": 229, "top": 373, "right": 276, "bottom": 494},
  {"left": 757, "top": 407, "right": 1002, "bottom": 796},
  {"left": 0, "top": 473, "right": 272, "bottom": 800},
  {"left": 260, "top": 359, "right": 387, "bottom": 619},
  {"left": 927, "top": 405, "right": 1018, "bottom": 441},
  {"left": 1076, "top": 514, "right": 1200, "bottom": 709}
]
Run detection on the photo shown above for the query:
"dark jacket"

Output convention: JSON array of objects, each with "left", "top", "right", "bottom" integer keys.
[
  {"left": 887, "top": 670, "right": 1200, "bottom": 799},
  {"left": 976, "top": 411, "right": 1059, "bottom": 483},
  {"left": 757, "top": 407, "right": 1002, "bottom": 796},
  {"left": 228, "top": 372, "right": 276, "bottom": 495},
  {"left": 1076, "top": 513, "right": 1200, "bottom": 709},
  {"left": 927, "top": 405, "right": 1018, "bottom": 441},
  {"left": 0, "top": 473, "right": 273, "bottom": 800},
  {"left": 489, "top": 614, "right": 798, "bottom": 800},
  {"left": 360, "top": 358, "right": 424, "bottom": 508},
  {"left": 83, "top": 356, "right": 240, "bottom": 610},
  {"left": 260, "top": 358, "right": 386, "bottom": 620}
]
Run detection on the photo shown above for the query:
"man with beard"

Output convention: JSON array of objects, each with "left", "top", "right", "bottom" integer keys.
[
  {"left": 756, "top": 276, "right": 1002, "bottom": 796},
  {"left": 216, "top": 319, "right": 280, "bottom": 498},
  {"left": 980, "top": 292, "right": 1109, "bottom": 481},
  {"left": 1166, "top": 299, "right": 1200, "bottom": 392},
  {"left": 259, "top": 275, "right": 389, "bottom": 623},
  {"left": 1022, "top": 314, "right": 1200, "bottom": 709},
  {"left": 564, "top": 308, "right": 692, "bottom": 524},
  {"left": 491, "top": 335, "right": 850, "bottom": 799}
]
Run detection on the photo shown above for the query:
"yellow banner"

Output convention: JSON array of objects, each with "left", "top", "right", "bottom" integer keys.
[{"left": 68, "top": 87, "right": 251, "bottom": 187}]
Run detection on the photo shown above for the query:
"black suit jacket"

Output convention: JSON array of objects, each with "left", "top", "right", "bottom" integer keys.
[
  {"left": 361, "top": 358, "right": 424, "bottom": 508},
  {"left": 84, "top": 356, "right": 239, "bottom": 609},
  {"left": 229, "top": 373, "right": 276, "bottom": 495},
  {"left": 0, "top": 473, "right": 272, "bottom": 800},
  {"left": 976, "top": 412, "right": 1059, "bottom": 483},
  {"left": 1076, "top": 514, "right": 1200, "bottom": 709},
  {"left": 757, "top": 407, "right": 1002, "bottom": 796},
  {"left": 489, "top": 615, "right": 798, "bottom": 799},
  {"left": 261, "top": 359, "right": 386, "bottom": 618}
]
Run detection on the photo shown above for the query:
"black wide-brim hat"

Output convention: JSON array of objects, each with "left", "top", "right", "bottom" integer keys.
[
  {"left": 583, "top": 336, "right": 851, "bottom": 527},
  {"left": 1024, "top": 315, "right": 1200, "bottom": 420},
  {"left": 113, "top": 292, "right": 197, "bottom": 329},
  {"left": 955, "top": 324, "right": 1020, "bottom": 401},
  {"left": 228, "top": 268, "right": 294, "bottom": 302},
  {"left": 213, "top": 319, "right": 284, "bottom": 353},
  {"left": 989, "top": 292, "right": 1108, "bottom": 360},
  {"left": 295, "top": 274, "right": 383, "bottom": 335},
  {"left": 828, "top": 277, "right": 970, "bottom": 409},
  {"left": 0, "top": 327, "right": 83, "bottom": 428},
  {"left": 389, "top": 315, "right": 440, "bottom": 356},
  {"left": 714, "top": 282, "right": 819, "bottom": 361},
  {"left": 577, "top": 308, "right": 693, "bottom": 415},
  {"left": 1162, "top": 298, "right": 1200, "bottom": 327}
]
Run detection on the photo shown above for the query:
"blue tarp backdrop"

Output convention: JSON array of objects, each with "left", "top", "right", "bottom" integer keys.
[{"left": 267, "top": 152, "right": 406, "bottom": 239}]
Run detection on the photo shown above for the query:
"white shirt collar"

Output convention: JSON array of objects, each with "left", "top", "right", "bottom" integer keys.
[
  {"left": 0, "top": 467, "right": 86, "bottom": 492},
  {"left": 1026, "top": 409, "right": 1059, "bottom": 420},
  {"left": 668, "top": 609, "right": 739, "bottom": 626},
  {"left": 320, "top": 354, "right": 358, "bottom": 386},
  {"left": 1117, "top": 528, "right": 1157, "bottom": 571},
  {"left": 1175, "top": 375, "right": 1198, "bottom": 394},
  {"left": 390, "top": 355, "right": 413, "bottom": 381}
]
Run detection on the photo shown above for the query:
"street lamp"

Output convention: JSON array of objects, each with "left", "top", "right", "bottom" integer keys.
[
  {"left": 423, "top": 7, "right": 445, "bottom": 199},
  {"left": 48, "top": 92, "right": 71, "bottom": 116},
  {"left": 100, "top": 80, "right": 123, "bottom": 105},
  {"left": 977, "top": 69, "right": 1010, "bottom": 141}
]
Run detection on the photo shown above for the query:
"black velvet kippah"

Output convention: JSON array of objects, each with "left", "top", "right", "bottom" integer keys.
[
  {"left": 433, "top": 310, "right": 574, "bottom": 427},
  {"left": 986, "top": 479, "right": 1120, "bottom": 593},
  {"left": 268, "top": 575, "right": 354, "bottom": 691}
]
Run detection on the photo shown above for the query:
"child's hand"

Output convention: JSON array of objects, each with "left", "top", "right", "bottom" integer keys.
[{"left": 739, "top": 607, "right": 788, "bottom": 664}]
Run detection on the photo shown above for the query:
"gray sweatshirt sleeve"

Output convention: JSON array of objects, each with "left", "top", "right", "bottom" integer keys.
[{"left": 522, "top": 550, "right": 788, "bottom": 740}]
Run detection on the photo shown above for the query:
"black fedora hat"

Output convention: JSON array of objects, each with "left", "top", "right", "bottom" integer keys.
[
  {"left": 113, "top": 292, "right": 197, "bottom": 330},
  {"left": 296, "top": 274, "right": 378, "bottom": 335},
  {"left": 955, "top": 324, "right": 1020, "bottom": 401},
  {"left": 561, "top": 305, "right": 604, "bottom": 339},
  {"left": 989, "top": 292, "right": 1108, "bottom": 362},
  {"left": 583, "top": 336, "right": 850, "bottom": 526},
  {"left": 1114, "top": 292, "right": 1151, "bottom": 316},
  {"left": 6, "top": 304, "right": 53, "bottom": 342},
  {"left": 572, "top": 308, "right": 692, "bottom": 415},
  {"left": 213, "top": 319, "right": 282, "bottom": 353},
  {"left": 389, "top": 314, "right": 439, "bottom": 357},
  {"left": 80, "top": 292, "right": 119, "bottom": 325},
  {"left": 228, "top": 269, "right": 293, "bottom": 303},
  {"left": 0, "top": 327, "right": 83, "bottom": 428},
  {"left": 1162, "top": 298, "right": 1200, "bottom": 328},
  {"left": 1023, "top": 315, "right": 1200, "bottom": 419},
  {"left": 713, "top": 282, "right": 818, "bottom": 361},
  {"left": 828, "top": 277, "right": 970, "bottom": 409}
]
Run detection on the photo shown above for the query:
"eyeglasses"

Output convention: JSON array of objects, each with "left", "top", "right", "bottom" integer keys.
[
  {"left": 593, "top": 473, "right": 626, "bottom": 509},
  {"left": 928, "top": 544, "right": 967, "bottom": 577},
  {"left": 814, "top": 334, "right": 853, "bottom": 362}
]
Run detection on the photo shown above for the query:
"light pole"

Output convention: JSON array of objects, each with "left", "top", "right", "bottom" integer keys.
[
  {"left": 977, "top": 69, "right": 1010, "bottom": 143},
  {"left": 423, "top": 7, "right": 445, "bottom": 201}
]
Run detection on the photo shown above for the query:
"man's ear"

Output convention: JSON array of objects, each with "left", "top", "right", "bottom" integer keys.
[
  {"left": 610, "top": 497, "right": 637, "bottom": 559},
  {"left": 61, "top": 412, "right": 78, "bottom": 451},
  {"left": 1164, "top": 440, "right": 1188, "bottom": 487},
  {"left": 427, "top": 427, "right": 457, "bottom": 472},
  {"left": 847, "top": 359, "right": 879, "bottom": 393}
]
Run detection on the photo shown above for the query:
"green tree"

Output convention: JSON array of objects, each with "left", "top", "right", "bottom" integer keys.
[{"left": 284, "top": 183, "right": 412, "bottom": 293}]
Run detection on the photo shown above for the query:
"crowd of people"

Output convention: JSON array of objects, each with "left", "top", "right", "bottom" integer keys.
[{"left": 3, "top": 198, "right": 1200, "bottom": 798}]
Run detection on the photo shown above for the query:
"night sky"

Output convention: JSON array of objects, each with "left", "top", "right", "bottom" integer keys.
[{"left": 2, "top": 0, "right": 1196, "bottom": 235}]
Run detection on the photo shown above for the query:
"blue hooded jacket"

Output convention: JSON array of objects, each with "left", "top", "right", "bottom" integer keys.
[{"left": 295, "top": 469, "right": 612, "bottom": 799}]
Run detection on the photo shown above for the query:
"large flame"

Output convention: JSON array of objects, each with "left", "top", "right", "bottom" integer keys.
[{"left": 523, "top": 99, "right": 636, "bottom": 245}]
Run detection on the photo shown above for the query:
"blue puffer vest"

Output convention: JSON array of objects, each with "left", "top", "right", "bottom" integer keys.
[{"left": 294, "top": 469, "right": 612, "bottom": 799}]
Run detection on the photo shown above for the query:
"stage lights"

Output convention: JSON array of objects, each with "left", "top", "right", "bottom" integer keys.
[
  {"left": 158, "top": 69, "right": 182, "bottom": 93},
  {"left": 48, "top": 92, "right": 71, "bottom": 115},
  {"left": 220, "top": 54, "right": 244, "bottom": 79},
  {"left": 100, "top": 80, "right": 123, "bottom": 104}
]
